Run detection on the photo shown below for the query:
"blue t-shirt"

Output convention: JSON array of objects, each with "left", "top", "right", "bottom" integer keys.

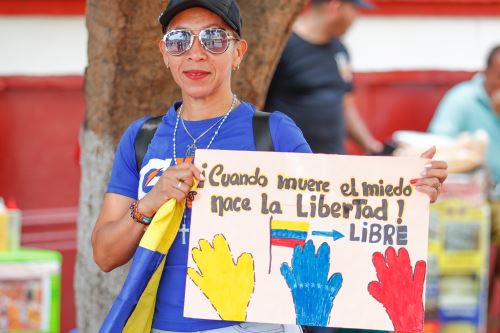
[
  {"left": 265, "top": 33, "right": 353, "bottom": 154},
  {"left": 107, "top": 101, "right": 311, "bottom": 331}
]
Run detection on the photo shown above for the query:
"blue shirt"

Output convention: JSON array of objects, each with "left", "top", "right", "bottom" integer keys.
[
  {"left": 428, "top": 74, "right": 500, "bottom": 183},
  {"left": 265, "top": 33, "right": 353, "bottom": 154},
  {"left": 107, "top": 101, "right": 311, "bottom": 331}
]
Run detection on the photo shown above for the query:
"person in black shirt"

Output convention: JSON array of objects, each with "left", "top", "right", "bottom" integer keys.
[
  {"left": 267, "top": 2, "right": 390, "bottom": 332},
  {"left": 265, "top": 0, "right": 383, "bottom": 155}
]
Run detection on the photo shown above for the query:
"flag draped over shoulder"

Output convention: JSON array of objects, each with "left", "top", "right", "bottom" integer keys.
[{"left": 99, "top": 191, "right": 190, "bottom": 333}]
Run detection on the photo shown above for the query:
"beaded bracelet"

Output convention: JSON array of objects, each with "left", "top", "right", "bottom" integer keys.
[{"left": 129, "top": 201, "right": 153, "bottom": 225}]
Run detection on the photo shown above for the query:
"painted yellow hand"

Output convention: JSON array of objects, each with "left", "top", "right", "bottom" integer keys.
[{"left": 187, "top": 234, "right": 255, "bottom": 321}]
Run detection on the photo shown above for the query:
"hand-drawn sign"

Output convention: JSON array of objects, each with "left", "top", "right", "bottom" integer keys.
[{"left": 185, "top": 150, "right": 430, "bottom": 332}]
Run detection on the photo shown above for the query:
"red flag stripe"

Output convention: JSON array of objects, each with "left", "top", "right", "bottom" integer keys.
[{"left": 271, "top": 238, "right": 306, "bottom": 248}]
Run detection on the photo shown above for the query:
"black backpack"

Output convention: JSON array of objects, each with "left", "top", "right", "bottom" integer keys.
[{"left": 134, "top": 111, "right": 274, "bottom": 172}]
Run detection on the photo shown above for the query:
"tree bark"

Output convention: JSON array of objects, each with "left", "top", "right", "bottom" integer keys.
[{"left": 76, "top": 0, "right": 307, "bottom": 331}]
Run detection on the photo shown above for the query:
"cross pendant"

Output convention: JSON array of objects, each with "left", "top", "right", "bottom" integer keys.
[
  {"left": 179, "top": 221, "right": 190, "bottom": 245},
  {"left": 186, "top": 142, "right": 197, "bottom": 157}
]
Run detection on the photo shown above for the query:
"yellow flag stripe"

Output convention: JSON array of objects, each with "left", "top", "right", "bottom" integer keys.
[
  {"left": 139, "top": 181, "right": 197, "bottom": 253},
  {"left": 139, "top": 199, "right": 180, "bottom": 253},
  {"left": 271, "top": 220, "right": 309, "bottom": 232},
  {"left": 123, "top": 257, "right": 167, "bottom": 332}
]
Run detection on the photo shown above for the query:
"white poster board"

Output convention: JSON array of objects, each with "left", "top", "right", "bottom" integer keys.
[{"left": 185, "top": 150, "right": 430, "bottom": 332}]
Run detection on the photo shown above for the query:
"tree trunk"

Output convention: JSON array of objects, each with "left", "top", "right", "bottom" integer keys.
[{"left": 76, "top": 0, "right": 307, "bottom": 331}]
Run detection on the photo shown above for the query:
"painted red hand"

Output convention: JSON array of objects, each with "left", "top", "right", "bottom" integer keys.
[{"left": 368, "top": 247, "right": 426, "bottom": 333}]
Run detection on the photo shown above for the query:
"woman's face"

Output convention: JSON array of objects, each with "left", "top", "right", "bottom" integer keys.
[{"left": 159, "top": 7, "right": 247, "bottom": 100}]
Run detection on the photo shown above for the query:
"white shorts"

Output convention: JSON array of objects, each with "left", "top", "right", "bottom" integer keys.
[{"left": 152, "top": 323, "right": 303, "bottom": 333}]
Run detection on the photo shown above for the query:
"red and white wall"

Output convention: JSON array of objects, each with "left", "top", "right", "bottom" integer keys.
[
  {"left": 1, "top": 1, "right": 499, "bottom": 332},
  {"left": 0, "top": 3, "right": 86, "bottom": 332},
  {"left": 346, "top": 1, "right": 500, "bottom": 151}
]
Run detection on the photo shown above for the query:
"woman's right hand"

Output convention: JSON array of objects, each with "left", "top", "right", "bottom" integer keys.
[
  {"left": 92, "top": 161, "right": 203, "bottom": 272},
  {"left": 138, "top": 162, "right": 204, "bottom": 216}
]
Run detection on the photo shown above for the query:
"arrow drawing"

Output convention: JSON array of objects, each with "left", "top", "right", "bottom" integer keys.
[{"left": 311, "top": 230, "right": 344, "bottom": 242}]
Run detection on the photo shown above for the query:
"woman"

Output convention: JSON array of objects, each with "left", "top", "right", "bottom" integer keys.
[{"left": 91, "top": 1, "right": 448, "bottom": 333}]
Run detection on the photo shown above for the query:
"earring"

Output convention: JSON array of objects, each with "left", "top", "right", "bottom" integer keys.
[
  {"left": 166, "top": 63, "right": 169, "bottom": 69},
  {"left": 233, "top": 63, "right": 240, "bottom": 71}
]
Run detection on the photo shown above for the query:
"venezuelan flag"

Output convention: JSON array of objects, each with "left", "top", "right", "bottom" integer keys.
[
  {"left": 99, "top": 186, "right": 193, "bottom": 333},
  {"left": 270, "top": 220, "right": 310, "bottom": 248}
]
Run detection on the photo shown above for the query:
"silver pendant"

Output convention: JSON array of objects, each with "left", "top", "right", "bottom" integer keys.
[{"left": 186, "top": 142, "right": 197, "bottom": 157}]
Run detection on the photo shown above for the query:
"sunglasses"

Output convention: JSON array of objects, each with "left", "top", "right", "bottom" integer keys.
[{"left": 162, "top": 28, "right": 239, "bottom": 56}]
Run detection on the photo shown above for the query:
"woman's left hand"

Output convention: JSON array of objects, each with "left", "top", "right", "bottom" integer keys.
[{"left": 413, "top": 146, "right": 448, "bottom": 203}]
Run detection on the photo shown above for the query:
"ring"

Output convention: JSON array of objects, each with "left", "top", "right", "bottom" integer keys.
[{"left": 175, "top": 181, "right": 183, "bottom": 190}]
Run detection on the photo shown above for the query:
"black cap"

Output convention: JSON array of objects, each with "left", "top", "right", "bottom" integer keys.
[
  {"left": 341, "top": 0, "right": 374, "bottom": 9},
  {"left": 159, "top": 0, "right": 243, "bottom": 36}
]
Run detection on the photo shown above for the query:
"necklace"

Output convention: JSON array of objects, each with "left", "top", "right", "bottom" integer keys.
[
  {"left": 172, "top": 95, "right": 238, "bottom": 163},
  {"left": 172, "top": 96, "right": 238, "bottom": 246},
  {"left": 179, "top": 97, "right": 235, "bottom": 156}
]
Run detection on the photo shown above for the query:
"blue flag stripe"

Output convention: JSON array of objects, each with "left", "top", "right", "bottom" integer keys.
[
  {"left": 271, "top": 230, "right": 307, "bottom": 240},
  {"left": 99, "top": 247, "right": 165, "bottom": 333}
]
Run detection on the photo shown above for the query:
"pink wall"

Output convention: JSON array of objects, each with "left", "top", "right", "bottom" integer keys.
[
  {"left": 346, "top": 70, "right": 474, "bottom": 153},
  {"left": 0, "top": 76, "right": 83, "bottom": 333}
]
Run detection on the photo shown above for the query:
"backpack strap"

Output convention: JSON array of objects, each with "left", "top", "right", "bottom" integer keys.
[
  {"left": 134, "top": 110, "right": 275, "bottom": 173},
  {"left": 253, "top": 111, "right": 274, "bottom": 152},
  {"left": 134, "top": 116, "right": 163, "bottom": 172}
]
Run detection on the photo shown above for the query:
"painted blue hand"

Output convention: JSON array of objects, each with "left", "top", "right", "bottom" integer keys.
[{"left": 280, "top": 240, "right": 343, "bottom": 326}]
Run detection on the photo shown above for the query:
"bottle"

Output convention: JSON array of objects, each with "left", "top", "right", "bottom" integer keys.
[
  {"left": 6, "top": 198, "right": 21, "bottom": 251},
  {"left": 0, "top": 198, "right": 7, "bottom": 251}
]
